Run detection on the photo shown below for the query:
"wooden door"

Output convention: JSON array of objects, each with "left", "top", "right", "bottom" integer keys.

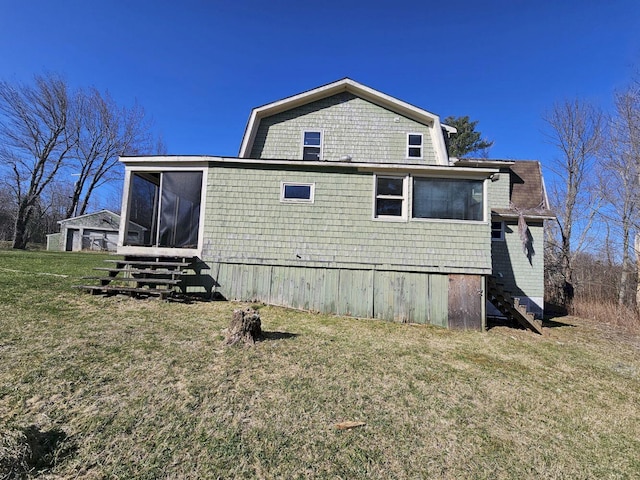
[{"left": 448, "top": 274, "right": 483, "bottom": 330}]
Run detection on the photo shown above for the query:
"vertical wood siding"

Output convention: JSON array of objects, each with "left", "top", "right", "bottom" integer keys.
[{"left": 214, "top": 263, "right": 451, "bottom": 327}]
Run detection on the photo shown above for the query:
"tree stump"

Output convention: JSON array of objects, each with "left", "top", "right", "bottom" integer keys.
[{"left": 225, "top": 308, "right": 262, "bottom": 346}]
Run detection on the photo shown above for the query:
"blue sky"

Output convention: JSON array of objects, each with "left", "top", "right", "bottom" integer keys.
[{"left": 1, "top": 0, "right": 640, "bottom": 168}]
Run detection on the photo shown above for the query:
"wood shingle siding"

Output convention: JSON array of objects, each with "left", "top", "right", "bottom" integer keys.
[
  {"left": 249, "top": 93, "right": 437, "bottom": 164},
  {"left": 202, "top": 164, "right": 491, "bottom": 274}
]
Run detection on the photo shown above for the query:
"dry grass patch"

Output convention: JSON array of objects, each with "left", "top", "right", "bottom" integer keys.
[{"left": 1, "top": 250, "right": 639, "bottom": 478}]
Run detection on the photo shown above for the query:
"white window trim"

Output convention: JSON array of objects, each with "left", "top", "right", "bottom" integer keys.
[
  {"left": 280, "top": 181, "right": 315, "bottom": 203},
  {"left": 409, "top": 176, "right": 487, "bottom": 223},
  {"left": 302, "top": 129, "right": 323, "bottom": 161},
  {"left": 406, "top": 133, "right": 423, "bottom": 159},
  {"left": 373, "top": 174, "right": 409, "bottom": 221},
  {"left": 491, "top": 220, "right": 505, "bottom": 241}
]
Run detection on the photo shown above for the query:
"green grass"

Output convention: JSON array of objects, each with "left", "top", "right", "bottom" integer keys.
[{"left": 1, "top": 250, "right": 639, "bottom": 478}]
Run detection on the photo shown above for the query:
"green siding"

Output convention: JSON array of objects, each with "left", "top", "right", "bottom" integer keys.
[
  {"left": 491, "top": 221, "right": 544, "bottom": 299},
  {"left": 46, "top": 233, "right": 62, "bottom": 251},
  {"left": 199, "top": 162, "right": 491, "bottom": 327},
  {"left": 487, "top": 167, "right": 511, "bottom": 209},
  {"left": 213, "top": 263, "right": 449, "bottom": 326},
  {"left": 202, "top": 164, "right": 491, "bottom": 273},
  {"left": 250, "top": 92, "right": 438, "bottom": 165}
]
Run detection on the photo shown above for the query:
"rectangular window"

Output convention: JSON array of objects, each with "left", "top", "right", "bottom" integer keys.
[
  {"left": 303, "top": 130, "right": 322, "bottom": 160},
  {"left": 491, "top": 221, "right": 505, "bottom": 240},
  {"left": 412, "top": 177, "right": 484, "bottom": 221},
  {"left": 281, "top": 182, "right": 315, "bottom": 203},
  {"left": 407, "top": 133, "right": 423, "bottom": 158},
  {"left": 375, "top": 176, "right": 407, "bottom": 219}
]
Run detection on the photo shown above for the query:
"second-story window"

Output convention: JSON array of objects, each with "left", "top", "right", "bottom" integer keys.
[
  {"left": 303, "top": 130, "right": 322, "bottom": 160},
  {"left": 407, "top": 133, "right": 423, "bottom": 159}
]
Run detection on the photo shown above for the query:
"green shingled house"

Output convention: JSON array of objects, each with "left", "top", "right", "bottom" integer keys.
[{"left": 114, "top": 79, "right": 553, "bottom": 331}]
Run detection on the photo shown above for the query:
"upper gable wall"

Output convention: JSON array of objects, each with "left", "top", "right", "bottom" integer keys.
[{"left": 249, "top": 92, "right": 438, "bottom": 165}]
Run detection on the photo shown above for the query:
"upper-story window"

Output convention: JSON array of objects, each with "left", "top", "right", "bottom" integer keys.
[
  {"left": 303, "top": 130, "right": 323, "bottom": 160},
  {"left": 407, "top": 133, "right": 423, "bottom": 159}
]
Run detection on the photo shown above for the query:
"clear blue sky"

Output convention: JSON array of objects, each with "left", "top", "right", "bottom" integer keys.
[{"left": 1, "top": 0, "right": 639, "bottom": 167}]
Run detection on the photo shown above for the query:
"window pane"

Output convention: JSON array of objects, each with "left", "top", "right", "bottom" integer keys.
[
  {"left": 377, "top": 177, "right": 404, "bottom": 196},
  {"left": 159, "top": 172, "right": 202, "bottom": 248},
  {"left": 126, "top": 172, "right": 159, "bottom": 246},
  {"left": 284, "top": 184, "right": 312, "bottom": 200},
  {"left": 408, "top": 134, "right": 422, "bottom": 146},
  {"left": 491, "top": 221, "right": 503, "bottom": 239},
  {"left": 303, "top": 146, "right": 321, "bottom": 160},
  {"left": 376, "top": 198, "right": 403, "bottom": 216},
  {"left": 408, "top": 147, "right": 422, "bottom": 158},
  {"left": 413, "top": 178, "right": 483, "bottom": 220},
  {"left": 304, "top": 131, "right": 321, "bottom": 146}
]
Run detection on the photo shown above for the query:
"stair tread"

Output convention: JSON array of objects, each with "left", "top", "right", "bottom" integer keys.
[
  {"left": 94, "top": 267, "right": 184, "bottom": 276},
  {"left": 81, "top": 276, "right": 181, "bottom": 285},
  {"left": 488, "top": 276, "right": 543, "bottom": 334},
  {"left": 104, "top": 259, "right": 193, "bottom": 268}
]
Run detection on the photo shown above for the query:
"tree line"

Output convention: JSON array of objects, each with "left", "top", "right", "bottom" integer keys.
[
  {"left": 544, "top": 77, "right": 640, "bottom": 313},
  {"left": 0, "top": 73, "right": 162, "bottom": 249}
]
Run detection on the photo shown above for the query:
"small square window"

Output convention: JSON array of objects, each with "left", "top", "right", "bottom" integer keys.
[
  {"left": 281, "top": 182, "right": 315, "bottom": 203},
  {"left": 407, "top": 133, "right": 423, "bottom": 159},
  {"left": 303, "top": 131, "right": 322, "bottom": 160},
  {"left": 491, "top": 221, "right": 504, "bottom": 240}
]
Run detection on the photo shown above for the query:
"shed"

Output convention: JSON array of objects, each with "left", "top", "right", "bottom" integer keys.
[{"left": 52, "top": 210, "right": 145, "bottom": 252}]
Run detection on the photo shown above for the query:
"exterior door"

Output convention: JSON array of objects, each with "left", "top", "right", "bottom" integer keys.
[{"left": 448, "top": 274, "right": 483, "bottom": 330}]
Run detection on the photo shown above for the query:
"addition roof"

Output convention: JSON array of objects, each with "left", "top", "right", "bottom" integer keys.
[
  {"left": 457, "top": 158, "right": 555, "bottom": 220},
  {"left": 238, "top": 78, "right": 456, "bottom": 163}
]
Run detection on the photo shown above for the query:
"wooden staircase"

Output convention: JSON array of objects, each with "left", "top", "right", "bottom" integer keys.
[
  {"left": 486, "top": 276, "right": 543, "bottom": 334},
  {"left": 74, "top": 255, "right": 198, "bottom": 300}
]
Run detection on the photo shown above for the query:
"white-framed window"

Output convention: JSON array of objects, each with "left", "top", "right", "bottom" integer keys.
[
  {"left": 280, "top": 182, "right": 315, "bottom": 203},
  {"left": 407, "top": 133, "right": 423, "bottom": 159},
  {"left": 491, "top": 221, "right": 505, "bottom": 241},
  {"left": 374, "top": 175, "right": 408, "bottom": 220},
  {"left": 302, "top": 130, "right": 323, "bottom": 160},
  {"left": 412, "top": 177, "right": 484, "bottom": 221}
]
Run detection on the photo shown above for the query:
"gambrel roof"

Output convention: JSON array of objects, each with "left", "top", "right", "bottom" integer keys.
[{"left": 239, "top": 78, "right": 456, "bottom": 165}]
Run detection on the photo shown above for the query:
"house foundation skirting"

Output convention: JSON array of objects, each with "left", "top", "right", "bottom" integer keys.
[{"left": 204, "top": 262, "right": 485, "bottom": 330}]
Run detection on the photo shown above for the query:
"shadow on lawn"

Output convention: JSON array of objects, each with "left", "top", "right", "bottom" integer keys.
[
  {"left": 0, "top": 425, "right": 77, "bottom": 478},
  {"left": 260, "top": 331, "right": 299, "bottom": 341},
  {"left": 542, "top": 317, "right": 577, "bottom": 328}
]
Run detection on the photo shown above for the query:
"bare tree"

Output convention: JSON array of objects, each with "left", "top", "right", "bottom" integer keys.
[
  {"left": 66, "top": 88, "right": 154, "bottom": 219},
  {"left": 544, "top": 99, "right": 604, "bottom": 307},
  {"left": 0, "top": 74, "right": 74, "bottom": 249},
  {"left": 600, "top": 84, "right": 640, "bottom": 306}
]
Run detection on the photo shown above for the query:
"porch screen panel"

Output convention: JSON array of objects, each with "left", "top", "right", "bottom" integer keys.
[
  {"left": 158, "top": 172, "right": 202, "bottom": 248},
  {"left": 126, "top": 173, "right": 160, "bottom": 246}
]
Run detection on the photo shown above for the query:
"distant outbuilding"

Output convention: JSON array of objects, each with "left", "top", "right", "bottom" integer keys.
[{"left": 47, "top": 210, "right": 145, "bottom": 252}]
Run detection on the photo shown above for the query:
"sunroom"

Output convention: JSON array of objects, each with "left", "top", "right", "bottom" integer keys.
[{"left": 118, "top": 158, "right": 208, "bottom": 258}]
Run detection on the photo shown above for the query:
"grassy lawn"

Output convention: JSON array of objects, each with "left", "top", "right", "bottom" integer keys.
[{"left": 1, "top": 250, "right": 639, "bottom": 478}]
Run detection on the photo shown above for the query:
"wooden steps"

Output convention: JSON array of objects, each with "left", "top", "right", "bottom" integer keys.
[
  {"left": 74, "top": 255, "right": 198, "bottom": 300},
  {"left": 486, "top": 276, "right": 543, "bottom": 334}
]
